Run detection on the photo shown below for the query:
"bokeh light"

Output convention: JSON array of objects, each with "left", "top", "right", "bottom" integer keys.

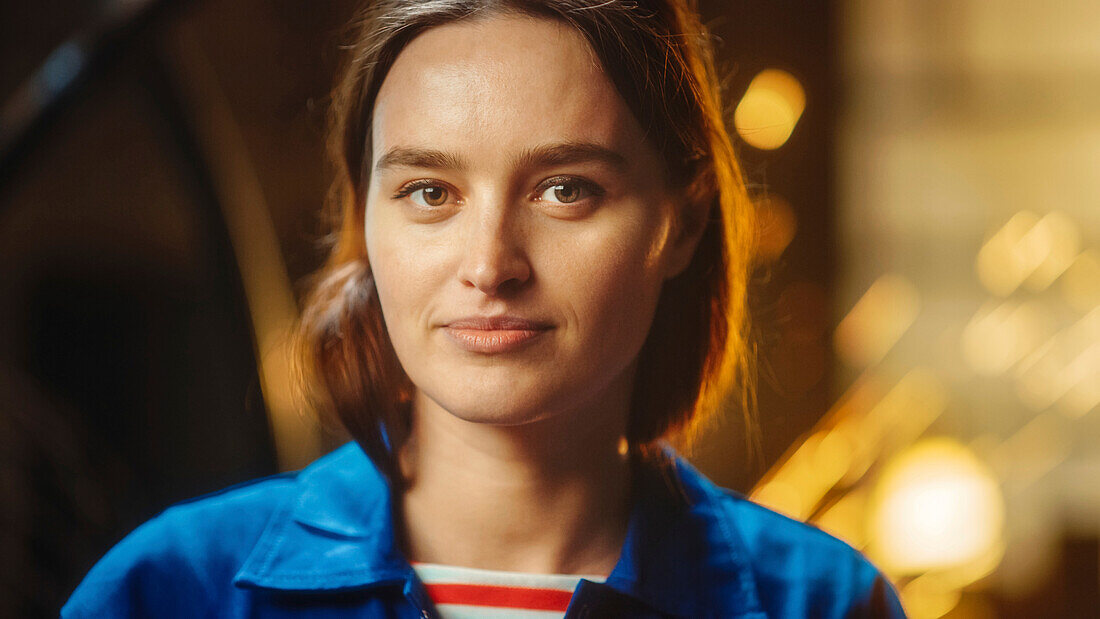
[
  {"left": 900, "top": 573, "right": 963, "bottom": 619},
  {"left": 1014, "top": 307, "right": 1100, "bottom": 414},
  {"left": 1060, "top": 248, "right": 1100, "bottom": 313},
  {"left": 754, "top": 194, "right": 797, "bottom": 262},
  {"left": 835, "top": 274, "right": 920, "bottom": 368},
  {"left": 868, "top": 439, "right": 1005, "bottom": 575},
  {"left": 962, "top": 299, "right": 1054, "bottom": 376},
  {"left": 976, "top": 211, "right": 1080, "bottom": 297},
  {"left": 734, "top": 69, "right": 806, "bottom": 150}
]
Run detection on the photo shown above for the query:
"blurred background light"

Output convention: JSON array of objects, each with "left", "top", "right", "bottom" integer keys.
[
  {"left": 1059, "top": 249, "right": 1100, "bottom": 313},
  {"left": 1014, "top": 307, "right": 1100, "bottom": 414},
  {"left": 976, "top": 211, "right": 1081, "bottom": 297},
  {"left": 962, "top": 299, "right": 1055, "bottom": 376},
  {"left": 753, "top": 193, "right": 797, "bottom": 262},
  {"left": 900, "top": 573, "right": 963, "bottom": 619},
  {"left": 976, "top": 211, "right": 1041, "bottom": 297},
  {"left": 988, "top": 412, "right": 1069, "bottom": 489},
  {"left": 751, "top": 369, "right": 947, "bottom": 526},
  {"left": 814, "top": 489, "right": 868, "bottom": 549},
  {"left": 734, "top": 68, "right": 805, "bottom": 150},
  {"left": 1022, "top": 213, "right": 1080, "bottom": 292},
  {"left": 834, "top": 274, "right": 920, "bottom": 369},
  {"left": 170, "top": 29, "right": 320, "bottom": 471},
  {"left": 863, "top": 369, "right": 947, "bottom": 452},
  {"left": 868, "top": 439, "right": 1005, "bottom": 575},
  {"left": 749, "top": 478, "right": 806, "bottom": 520}
]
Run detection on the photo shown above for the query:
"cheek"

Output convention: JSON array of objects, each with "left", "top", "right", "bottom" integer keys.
[
  {"left": 553, "top": 214, "right": 671, "bottom": 349},
  {"left": 364, "top": 208, "right": 447, "bottom": 334}
]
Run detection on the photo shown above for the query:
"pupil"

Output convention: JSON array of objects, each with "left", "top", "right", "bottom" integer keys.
[
  {"left": 555, "top": 184, "right": 579, "bottom": 203},
  {"left": 423, "top": 187, "right": 446, "bottom": 206}
]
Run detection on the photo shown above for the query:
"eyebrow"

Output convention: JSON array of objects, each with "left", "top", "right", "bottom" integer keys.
[
  {"left": 373, "top": 147, "right": 467, "bottom": 173},
  {"left": 372, "top": 141, "right": 628, "bottom": 175},
  {"left": 512, "top": 141, "right": 628, "bottom": 173}
]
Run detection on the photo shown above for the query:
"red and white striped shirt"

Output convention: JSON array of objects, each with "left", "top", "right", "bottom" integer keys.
[{"left": 412, "top": 562, "right": 607, "bottom": 619}]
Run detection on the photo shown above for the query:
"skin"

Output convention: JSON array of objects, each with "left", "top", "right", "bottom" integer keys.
[{"left": 364, "top": 14, "right": 706, "bottom": 575}]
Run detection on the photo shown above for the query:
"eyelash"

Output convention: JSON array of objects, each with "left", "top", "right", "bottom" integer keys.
[
  {"left": 390, "top": 176, "right": 606, "bottom": 204},
  {"left": 391, "top": 178, "right": 445, "bottom": 201},
  {"left": 534, "top": 176, "right": 605, "bottom": 203}
]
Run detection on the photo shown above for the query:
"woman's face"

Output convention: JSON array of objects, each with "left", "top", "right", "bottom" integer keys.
[{"left": 365, "top": 14, "right": 698, "bottom": 427}]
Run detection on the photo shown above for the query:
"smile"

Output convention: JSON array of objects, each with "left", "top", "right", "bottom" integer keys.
[{"left": 442, "top": 317, "right": 552, "bottom": 354}]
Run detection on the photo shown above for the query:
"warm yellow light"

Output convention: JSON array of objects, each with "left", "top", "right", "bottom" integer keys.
[
  {"left": 751, "top": 431, "right": 838, "bottom": 520},
  {"left": 751, "top": 372, "right": 947, "bottom": 525},
  {"left": 754, "top": 194, "right": 797, "bottom": 262},
  {"left": 750, "top": 424, "right": 864, "bottom": 519},
  {"left": 863, "top": 369, "right": 947, "bottom": 450},
  {"left": 170, "top": 32, "right": 321, "bottom": 471},
  {"left": 1014, "top": 307, "right": 1100, "bottom": 413},
  {"left": 869, "top": 439, "right": 1004, "bottom": 575},
  {"left": 1014, "top": 341, "right": 1062, "bottom": 411},
  {"left": 815, "top": 490, "right": 867, "bottom": 549},
  {"left": 962, "top": 300, "right": 1053, "bottom": 375},
  {"left": 734, "top": 69, "right": 806, "bottom": 150},
  {"left": 812, "top": 430, "right": 853, "bottom": 485},
  {"left": 751, "top": 479, "right": 806, "bottom": 519},
  {"left": 991, "top": 412, "right": 1069, "bottom": 487},
  {"left": 835, "top": 274, "right": 920, "bottom": 368},
  {"left": 900, "top": 574, "right": 962, "bottom": 619},
  {"left": 1059, "top": 339, "right": 1100, "bottom": 417},
  {"left": 1060, "top": 249, "right": 1100, "bottom": 313},
  {"left": 976, "top": 211, "right": 1080, "bottom": 297},
  {"left": 976, "top": 211, "right": 1038, "bottom": 296},
  {"left": 1023, "top": 212, "right": 1080, "bottom": 291}
]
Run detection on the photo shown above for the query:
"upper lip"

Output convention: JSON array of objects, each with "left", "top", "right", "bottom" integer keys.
[{"left": 444, "top": 316, "right": 553, "bottom": 330}]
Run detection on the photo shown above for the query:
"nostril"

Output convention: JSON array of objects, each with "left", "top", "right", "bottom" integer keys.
[
  {"left": 493, "top": 276, "right": 526, "bottom": 296},
  {"left": 459, "top": 252, "right": 531, "bottom": 296},
  {"left": 457, "top": 215, "right": 532, "bottom": 294},
  {"left": 463, "top": 263, "right": 530, "bottom": 296}
]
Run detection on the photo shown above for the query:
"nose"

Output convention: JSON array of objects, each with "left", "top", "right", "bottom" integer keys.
[{"left": 457, "top": 208, "right": 531, "bottom": 296}]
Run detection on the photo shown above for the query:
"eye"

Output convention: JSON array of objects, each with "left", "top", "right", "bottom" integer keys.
[
  {"left": 410, "top": 185, "right": 449, "bottom": 207},
  {"left": 393, "top": 180, "right": 452, "bottom": 208},
  {"left": 535, "top": 177, "right": 602, "bottom": 205}
]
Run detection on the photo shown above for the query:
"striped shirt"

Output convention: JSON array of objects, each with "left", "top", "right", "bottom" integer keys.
[{"left": 412, "top": 562, "right": 607, "bottom": 619}]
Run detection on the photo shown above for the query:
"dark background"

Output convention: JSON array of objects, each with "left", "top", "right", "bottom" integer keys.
[{"left": 1, "top": 0, "right": 839, "bottom": 616}]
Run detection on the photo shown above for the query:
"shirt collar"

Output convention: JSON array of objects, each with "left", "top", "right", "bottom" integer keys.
[
  {"left": 233, "top": 443, "right": 410, "bottom": 592},
  {"left": 233, "top": 442, "right": 765, "bottom": 617}
]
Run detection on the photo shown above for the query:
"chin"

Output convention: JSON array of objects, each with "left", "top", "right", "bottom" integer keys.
[
  {"left": 406, "top": 348, "right": 628, "bottom": 430},
  {"left": 447, "top": 404, "right": 548, "bottom": 427},
  {"left": 435, "top": 387, "right": 560, "bottom": 426},
  {"left": 414, "top": 367, "right": 571, "bottom": 427}
]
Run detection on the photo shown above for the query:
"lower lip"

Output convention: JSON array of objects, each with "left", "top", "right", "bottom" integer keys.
[{"left": 444, "top": 327, "right": 549, "bottom": 354}]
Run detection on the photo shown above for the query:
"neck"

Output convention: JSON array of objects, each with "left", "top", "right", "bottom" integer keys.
[{"left": 396, "top": 387, "right": 633, "bottom": 576}]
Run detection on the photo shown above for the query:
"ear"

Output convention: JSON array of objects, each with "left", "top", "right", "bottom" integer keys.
[{"left": 663, "top": 194, "right": 712, "bottom": 279}]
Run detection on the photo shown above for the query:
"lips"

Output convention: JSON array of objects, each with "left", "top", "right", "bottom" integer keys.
[{"left": 443, "top": 316, "right": 552, "bottom": 354}]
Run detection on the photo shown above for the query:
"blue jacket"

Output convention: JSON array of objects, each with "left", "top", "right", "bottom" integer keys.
[{"left": 63, "top": 442, "right": 905, "bottom": 618}]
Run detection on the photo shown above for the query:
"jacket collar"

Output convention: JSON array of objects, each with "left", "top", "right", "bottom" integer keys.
[{"left": 233, "top": 442, "right": 765, "bottom": 617}]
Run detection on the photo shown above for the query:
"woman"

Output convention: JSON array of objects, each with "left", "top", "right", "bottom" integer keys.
[{"left": 64, "top": 1, "right": 904, "bottom": 617}]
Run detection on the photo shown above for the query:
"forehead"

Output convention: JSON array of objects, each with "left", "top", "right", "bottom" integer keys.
[{"left": 371, "top": 14, "right": 644, "bottom": 168}]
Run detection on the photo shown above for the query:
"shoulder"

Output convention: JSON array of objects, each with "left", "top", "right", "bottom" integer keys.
[
  {"left": 668, "top": 456, "right": 906, "bottom": 618},
  {"left": 61, "top": 446, "right": 361, "bottom": 618},
  {"left": 62, "top": 472, "right": 298, "bottom": 618}
]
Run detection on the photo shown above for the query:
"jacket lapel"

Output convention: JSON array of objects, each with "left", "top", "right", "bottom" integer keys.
[
  {"left": 594, "top": 450, "right": 768, "bottom": 618},
  {"left": 232, "top": 442, "right": 767, "bottom": 617},
  {"left": 233, "top": 443, "right": 413, "bottom": 592}
]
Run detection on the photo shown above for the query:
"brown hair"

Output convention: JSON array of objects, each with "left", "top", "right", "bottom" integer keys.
[{"left": 296, "top": 0, "right": 755, "bottom": 482}]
